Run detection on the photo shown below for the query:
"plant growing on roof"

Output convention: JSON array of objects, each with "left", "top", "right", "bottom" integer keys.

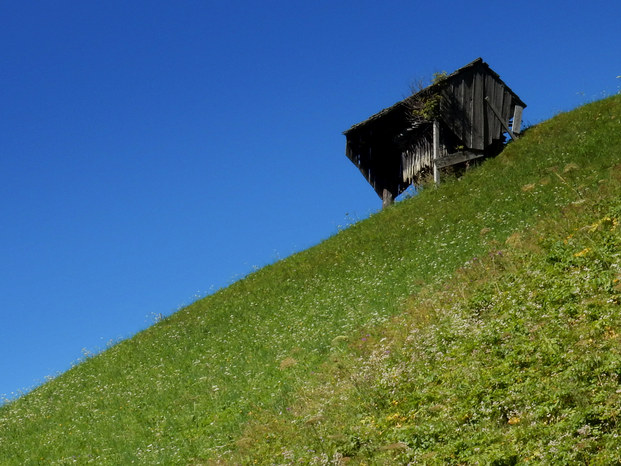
[{"left": 408, "top": 71, "right": 448, "bottom": 122}]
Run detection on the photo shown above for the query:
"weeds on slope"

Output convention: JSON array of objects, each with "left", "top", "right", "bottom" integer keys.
[{"left": 231, "top": 165, "right": 621, "bottom": 464}]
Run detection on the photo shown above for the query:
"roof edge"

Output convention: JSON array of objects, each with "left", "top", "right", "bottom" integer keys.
[{"left": 344, "top": 58, "right": 526, "bottom": 135}]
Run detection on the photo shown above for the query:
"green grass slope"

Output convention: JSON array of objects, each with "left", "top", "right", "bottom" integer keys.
[
  {"left": 231, "top": 109, "right": 621, "bottom": 463},
  {"left": 1, "top": 95, "right": 620, "bottom": 464}
]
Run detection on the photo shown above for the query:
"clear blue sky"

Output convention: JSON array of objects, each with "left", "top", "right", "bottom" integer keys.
[{"left": 1, "top": 1, "right": 620, "bottom": 401}]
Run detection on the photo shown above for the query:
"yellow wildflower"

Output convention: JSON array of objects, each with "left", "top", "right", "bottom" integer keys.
[{"left": 574, "top": 248, "right": 591, "bottom": 257}]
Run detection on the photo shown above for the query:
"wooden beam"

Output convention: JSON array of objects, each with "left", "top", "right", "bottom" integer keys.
[
  {"left": 436, "top": 151, "right": 486, "bottom": 168},
  {"left": 512, "top": 105, "right": 523, "bottom": 134},
  {"left": 433, "top": 120, "right": 440, "bottom": 185},
  {"left": 485, "top": 96, "right": 517, "bottom": 140},
  {"left": 382, "top": 188, "right": 394, "bottom": 209}
]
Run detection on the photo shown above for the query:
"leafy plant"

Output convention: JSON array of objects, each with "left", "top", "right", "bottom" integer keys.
[{"left": 409, "top": 71, "right": 448, "bottom": 122}]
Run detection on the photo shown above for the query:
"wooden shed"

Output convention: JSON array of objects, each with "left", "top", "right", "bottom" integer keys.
[{"left": 344, "top": 58, "right": 526, "bottom": 207}]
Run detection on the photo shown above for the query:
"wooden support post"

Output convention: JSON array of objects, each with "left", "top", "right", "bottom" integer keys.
[
  {"left": 512, "top": 105, "right": 523, "bottom": 134},
  {"left": 382, "top": 188, "right": 394, "bottom": 209},
  {"left": 435, "top": 150, "right": 485, "bottom": 169},
  {"left": 432, "top": 120, "right": 440, "bottom": 185},
  {"left": 485, "top": 96, "right": 517, "bottom": 140}
]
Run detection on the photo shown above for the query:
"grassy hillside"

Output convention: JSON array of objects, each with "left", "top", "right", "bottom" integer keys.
[{"left": 1, "top": 95, "right": 620, "bottom": 464}]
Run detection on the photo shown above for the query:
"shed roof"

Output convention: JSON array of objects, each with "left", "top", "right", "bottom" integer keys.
[{"left": 344, "top": 58, "right": 526, "bottom": 135}]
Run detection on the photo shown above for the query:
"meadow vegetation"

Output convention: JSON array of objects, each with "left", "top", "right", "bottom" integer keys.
[{"left": 0, "top": 95, "right": 620, "bottom": 464}]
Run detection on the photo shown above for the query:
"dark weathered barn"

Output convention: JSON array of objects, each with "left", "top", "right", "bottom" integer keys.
[{"left": 344, "top": 58, "right": 526, "bottom": 207}]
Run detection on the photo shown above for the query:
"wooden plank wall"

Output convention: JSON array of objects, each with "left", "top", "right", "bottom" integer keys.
[
  {"left": 346, "top": 111, "right": 412, "bottom": 199},
  {"left": 485, "top": 73, "right": 500, "bottom": 143},
  {"left": 442, "top": 65, "right": 517, "bottom": 152},
  {"left": 442, "top": 68, "right": 478, "bottom": 150},
  {"left": 400, "top": 124, "right": 449, "bottom": 186},
  {"left": 472, "top": 69, "right": 485, "bottom": 150}
]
